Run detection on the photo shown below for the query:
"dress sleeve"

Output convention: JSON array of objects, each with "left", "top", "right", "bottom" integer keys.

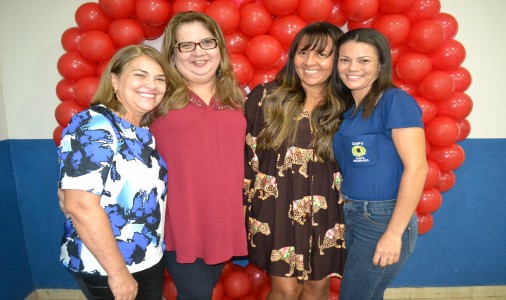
[
  {"left": 243, "top": 84, "right": 267, "bottom": 206},
  {"left": 58, "top": 109, "right": 117, "bottom": 196}
]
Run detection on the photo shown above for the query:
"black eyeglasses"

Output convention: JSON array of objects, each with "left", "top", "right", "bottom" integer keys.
[{"left": 175, "top": 38, "right": 218, "bottom": 53}]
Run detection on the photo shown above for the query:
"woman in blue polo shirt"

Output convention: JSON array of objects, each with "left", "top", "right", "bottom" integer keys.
[{"left": 332, "top": 28, "right": 428, "bottom": 299}]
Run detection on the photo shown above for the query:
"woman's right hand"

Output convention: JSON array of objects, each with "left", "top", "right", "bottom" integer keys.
[{"left": 108, "top": 270, "right": 138, "bottom": 300}]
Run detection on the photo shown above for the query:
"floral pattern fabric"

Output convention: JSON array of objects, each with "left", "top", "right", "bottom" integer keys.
[{"left": 58, "top": 105, "right": 167, "bottom": 275}]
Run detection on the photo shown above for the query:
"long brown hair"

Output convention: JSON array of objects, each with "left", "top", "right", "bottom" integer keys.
[
  {"left": 91, "top": 44, "right": 170, "bottom": 127},
  {"left": 155, "top": 11, "right": 244, "bottom": 116},
  {"left": 257, "top": 22, "right": 346, "bottom": 162},
  {"left": 336, "top": 28, "right": 395, "bottom": 119}
]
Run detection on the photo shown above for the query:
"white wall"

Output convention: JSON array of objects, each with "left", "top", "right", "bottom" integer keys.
[{"left": 0, "top": 0, "right": 504, "bottom": 140}]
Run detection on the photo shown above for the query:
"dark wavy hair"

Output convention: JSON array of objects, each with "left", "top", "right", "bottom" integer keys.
[
  {"left": 256, "top": 22, "right": 346, "bottom": 162},
  {"left": 335, "top": 28, "right": 395, "bottom": 119}
]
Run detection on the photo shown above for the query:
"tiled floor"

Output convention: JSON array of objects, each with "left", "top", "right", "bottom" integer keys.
[{"left": 26, "top": 286, "right": 506, "bottom": 299}]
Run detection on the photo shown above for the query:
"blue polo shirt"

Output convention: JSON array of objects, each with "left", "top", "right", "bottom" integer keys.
[{"left": 332, "top": 88, "right": 423, "bottom": 201}]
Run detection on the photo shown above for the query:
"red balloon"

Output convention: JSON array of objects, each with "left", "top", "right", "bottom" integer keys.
[
  {"left": 231, "top": 0, "right": 255, "bottom": 9},
  {"left": 379, "top": 0, "right": 414, "bottom": 13},
  {"left": 134, "top": 0, "right": 171, "bottom": 27},
  {"left": 163, "top": 276, "right": 177, "bottom": 300},
  {"left": 172, "top": 0, "right": 208, "bottom": 14},
  {"left": 455, "top": 118, "right": 471, "bottom": 142},
  {"left": 55, "top": 101, "right": 86, "bottom": 127},
  {"left": 329, "top": 277, "right": 342, "bottom": 293},
  {"left": 74, "top": 77, "right": 100, "bottom": 107},
  {"left": 428, "top": 143, "right": 466, "bottom": 171},
  {"left": 373, "top": 14, "right": 411, "bottom": 47},
  {"left": 269, "top": 15, "right": 307, "bottom": 49},
  {"left": 249, "top": 68, "right": 278, "bottom": 90},
  {"left": 435, "top": 92, "right": 473, "bottom": 120},
  {"left": 61, "top": 27, "right": 84, "bottom": 52},
  {"left": 393, "top": 75, "right": 419, "bottom": 97},
  {"left": 407, "top": 20, "right": 445, "bottom": 53},
  {"left": 417, "top": 212, "right": 434, "bottom": 235},
  {"left": 347, "top": 14, "right": 381, "bottom": 30},
  {"left": 419, "top": 71, "right": 454, "bottom": 102},
  {"left": 239, "top": 3, "right": 273, "bottom": 37},
  {"left": 99, "top": 0, "right": 136, "bottom": 19},
  {"left": 221, "top": 260, "right": 235, "bottom": 277},
  {"left": 414, "top": 96, "right": 436, "bottom": 124},
  {"left": 435, "top": 170, "right": 456, "bottom": 193},
  {"left": 297, "top": 0, "right": 333, "bottom": 23},
  {"left": 325, "top": 0, "right": 348, "bottom": 27},
  {"left": 425, "top": 116, "right": 460, "bottom": 147},
  {"left": 395, "top": 52, "right": 432, "bottom": 83},
  {"left": 75, "top": 2, "right": 113, "bottom": 32},
  {"left": 245, "top": 263, "right": 269, "bottom": 296},
  {"left": 223, "top": 270, "right": 252, "bottom": 298},
  {"left": 274, "top": 50, "right": 289, "bottom": 72},
  {"left": 56, "top": 79, "right": 76, "bottom": 102},
  {"left": 108, "top": 18, "right": 145, "bottom": 48},
  {"left": 78, "top": 31, "right": 116, "bottom": 63},
  {"left": 259, "top": 285, "right": 272, "bottom": 300},
  {"left": 343, "top": 0, "right": 379, "bottom": 22},
  {"left": 417, "top": 187, "right": 442, "bottom": 214},
  {"left": 433, "top": 12, "right": 459, "bottom": 40},
  {"left": 425, "top": 137, "right": 431, "bottom": 156},
  {"left": 390, "top": 43, "right": 409, "bottom": 65},
  {"left": 97, "top": 59, "right": 110, "bottom": 78},
  {"left": 424, "top": 160, "right": 441, "bottom": 189},
  {"left": 329, "top": 289, "right": 340, "bottom": 300},
  {"left": 246, "top": 35, "right": 283, "bottom": 69},
  {"left": 430, "top": 39, "right": 466, "bottom": 71},
  {"left": 263, "top": 0, "right": 299, "bottom": 17},
  {"left": 448, "top": 66, "right": 472, "bottom": 92},
  {"left": 57, "top": 52, "right": 98, "bottom": 81},
  {"left": 225, "top": 30, "right": 251, "bottom": 55},
  {"left": 53, "top": 125, "right": 64, "bottom": 146},
  {"left": 211, "top": 281, "right": 225, "bottom": 300},
  {"left": 403, "top": 0, "right": 440, "bottom": 24},
  {"left": 231, "top": 54, "right": 254, "bottom": 87},
  {"left": 136, "top": 19, "right": 166, "bottom": 40},
  {"left": 205, "top": 0, "right": 241, "bottom": 34}
]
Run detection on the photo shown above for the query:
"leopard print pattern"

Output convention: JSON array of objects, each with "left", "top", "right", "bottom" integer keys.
[
  {"left": 332, "top": 172, "right": 344, "bottom": 204},
  {"left": 318, "top": 223, "right": 345, "bottom": 255},
  {"left": 288, "top": 195, "right": 328, "bottom": 226},
  {"left": 254, "top": 172, "right": 279, "bottom": 200},
  {"left": 270, "top": 246, "right": 310, "bottom": 280},
  {"left": 248, "top": 217, "right": 271, "bottom": 247},
  {"left": 277, "top": 146, "right": 315, "bottom": 178},
  {"left": 245, "top": 133, "right": 259, "bottom": 172}
]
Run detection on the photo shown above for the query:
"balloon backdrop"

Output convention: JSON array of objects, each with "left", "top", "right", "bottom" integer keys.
[{"left": 55, "top": 0, "right": 472, "bottom": 244}]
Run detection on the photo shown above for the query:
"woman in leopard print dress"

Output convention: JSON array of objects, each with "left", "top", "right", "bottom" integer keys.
[{"left": 244, "top": 22, "right": 347, "bottom": 300}]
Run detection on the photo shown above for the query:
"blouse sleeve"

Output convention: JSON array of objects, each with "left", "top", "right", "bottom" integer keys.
[
  {"left": 58, "top": 109, "right": 117, "bottom": 196},
  {"left": 382, "top": 88, "right": 424, "bottom": 131},
  {"left": 243, "top": 84, "right": 268, "bottom": 206}
]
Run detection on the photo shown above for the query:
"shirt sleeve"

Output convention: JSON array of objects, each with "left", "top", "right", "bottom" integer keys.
[
  {"left": 382, "top": 88, "right": 424, "bottom": 131},
  {"left": 58, "top": 109, "right": 117, "bottom": 196}
]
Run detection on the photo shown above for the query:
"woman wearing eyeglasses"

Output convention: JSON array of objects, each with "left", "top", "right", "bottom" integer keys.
[{"left": 149, "top": 12, "right": 247, "bottom": 300}]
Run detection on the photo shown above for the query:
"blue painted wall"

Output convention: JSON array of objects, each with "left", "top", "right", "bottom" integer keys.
[
  {"left": 0, "top": 141, "right": 33, "bottom": 299},
  {"left": 1, "top": 138, "right": 505, "bottom": 299}
]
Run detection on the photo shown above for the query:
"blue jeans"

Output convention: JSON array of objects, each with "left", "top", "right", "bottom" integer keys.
[
  {"left": 339, "top": 197, "right": 418, "bottom": 300},
  {"left": 164, "top": 251, "right": 224, "bottom": 300}
]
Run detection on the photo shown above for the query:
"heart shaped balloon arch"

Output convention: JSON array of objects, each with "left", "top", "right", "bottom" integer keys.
[
  {"left": 55, "top": 0, "right": 471, "bottom": 237},
  {"left": 54, "top": 0, "right": 472, "bottom": 297}
]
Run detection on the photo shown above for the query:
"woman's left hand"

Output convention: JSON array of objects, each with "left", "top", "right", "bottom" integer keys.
[{"left": 372, "top": 231, "right": 402, "bottom": 267}]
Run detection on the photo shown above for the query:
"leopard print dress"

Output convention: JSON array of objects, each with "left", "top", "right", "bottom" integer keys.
[{"left": 244, "top": 82, "right": 346, "bottom": 281}]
